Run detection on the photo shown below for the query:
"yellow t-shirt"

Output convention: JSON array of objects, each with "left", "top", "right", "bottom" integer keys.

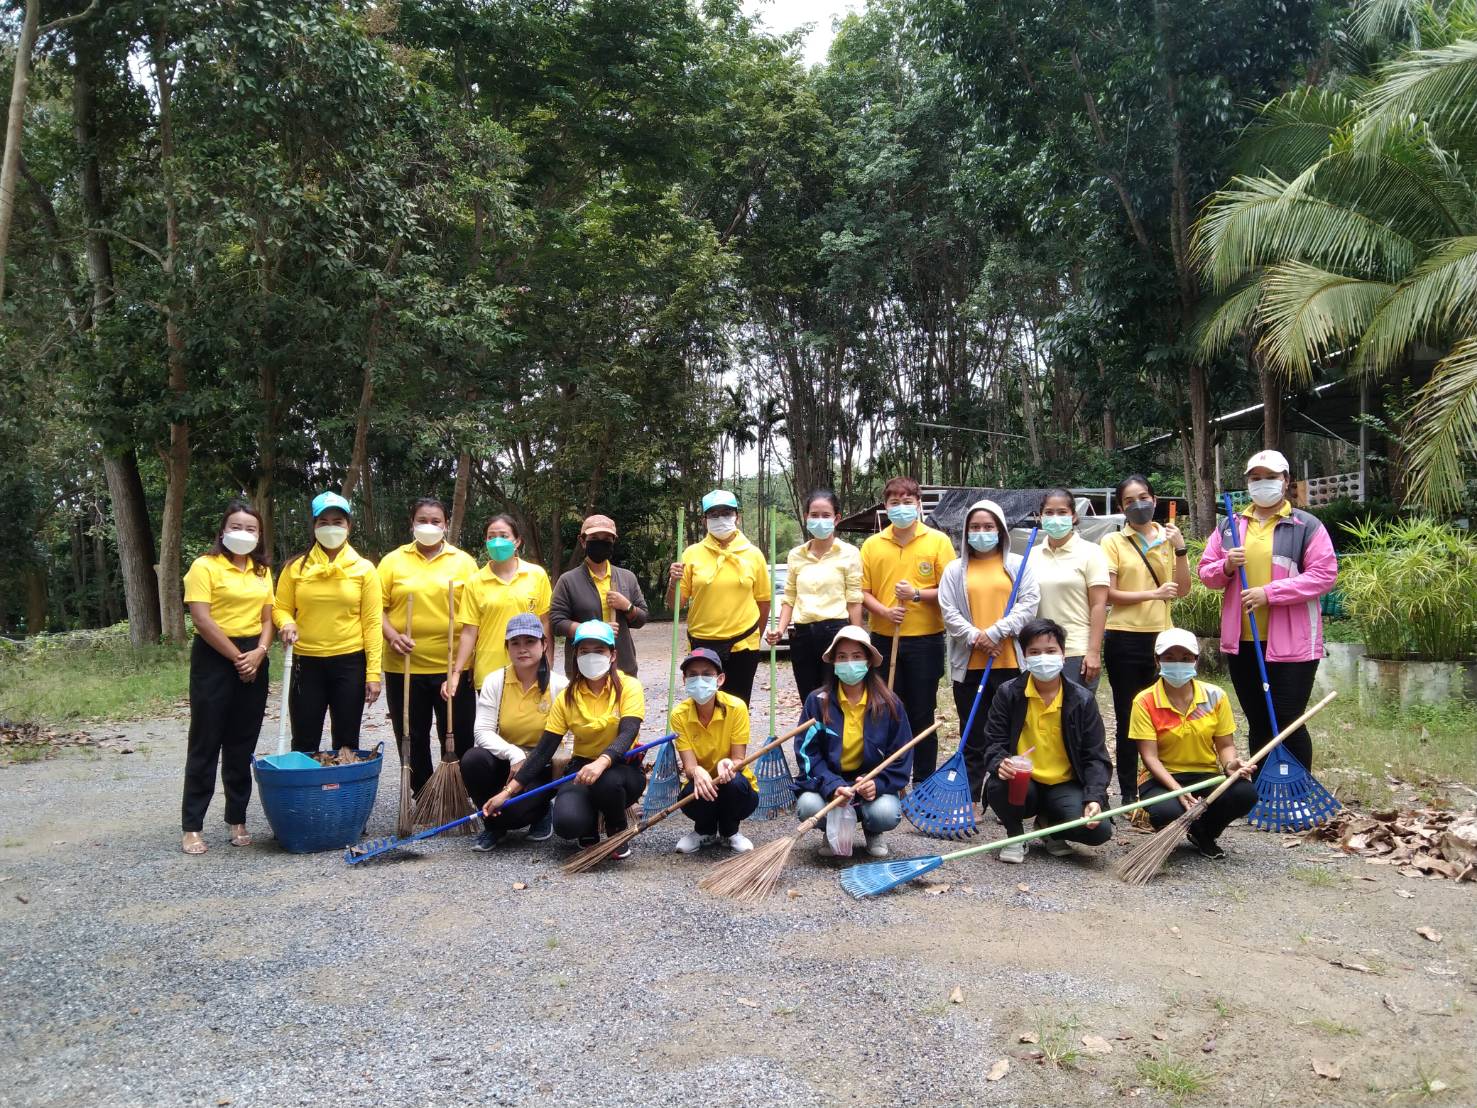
[
  {"left": 272, "top": 545, "right": 384, "bottom": 680},
  {"left": 860, "top": 523, "right": 957, "bottom": 638},
  {"left": 673, "top": 691, "right": 757, "bottom": 789},
  {"left": 680, "top": 535, "right": 771, "bottom": 651},
  {"left": 783, "top": 539, "right": 863, "bottom": 624},
  {"left": 1034, "top": 533, "right": 1111, "bottom": 656},
  {"left": 1239, "top": 502, "right": 1289, "bottom": 640},
  {"left": 1021, "top": 677, "right": 1071, "bottom": 785},
  {"left": 456, "top": 559, "right": 553, "bottom": 685},
  {"left": 1128, "top": 679, "right": 1236, "bottom": 775},
  {"left": 966, "top": 555, "right": 1018, "bottom": 670},
  {"left": 183, "top": 554, "right": 274, "bottom": 639},
  {"left": 1102, "top": 525, "right": 1177, "bottom": 633},
  {"left": 545, "top": 675, "right": 646, "bottom": 760},
  {"left": 839, "top": 687, "right": 867, "bottom": 772},
  {"left": 588, "top": 562, "right": 613, "bottom": 623},
  {"left": 377, "top": 543, "right": 479, "bottom": 674},
  {"left": 498, "top": 668, "right": 556, "bottom": 751}
]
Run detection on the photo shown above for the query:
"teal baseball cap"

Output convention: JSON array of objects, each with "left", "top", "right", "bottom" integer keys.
[
  {"left": 311, "top": 491, "right": 352, "bottom": 519},
  {"left": 572, "top": 619, "right": 617, "bottom": 647},
  {"left": 700, "top": 489, "right": 739, "bottom": 514}
]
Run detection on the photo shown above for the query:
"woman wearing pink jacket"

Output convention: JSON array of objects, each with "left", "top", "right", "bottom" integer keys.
[{"left": 1197, "top": 450, "right": 1338, "bottom": 772}]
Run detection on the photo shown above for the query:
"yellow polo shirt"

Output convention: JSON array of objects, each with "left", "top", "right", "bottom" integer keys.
[
  {"left": 1102, "top": 525, "right": 1177, "bottom": 633},
  {"left": 1128, "top": 678, "right": 1235, "bottom": 775},
  {"left": 966, "top": 555, "right": 1018, "bottom": 670},
  {"left": 1034, "top": 533, "right": 1110, "bottom": 656},
  {"left": 377, "top": 543, "right": 478, "bottom": 674},
  {"left": 860, "top": 523, "right": 957, "bottom": 638},
  {"left": 183, "top": 554, "right": 274, "bottom": 639},
  {"left": 545, "top": 675, "right": 646, "bottom": 760},
  {"left": 273, "top": 545, "right": 384, "bottom": 679},
  {"left": 839, "top": 687, "right": 867, "bottom": 772},
  {"left": 1021, "top": 677, "right": 1071, "bottom": 785},
  {"left": 498, "top": 668, "right": 556, "bottom": 751},
  {"left": 680, "top": 534, "right": 771, "bottom": 650},
  {"left": 455, "top": 559, "right": 552, "bottom": 685},
  {"left": 673, "top": 691, "right": 757, "bottom": 788},
  {"left": 1239, "top": 501, "right": 1289, "bottom": 640},
  {"left": 587, "top": 562, "right": 613, "bottom": 623},
  {"left": 783, "top": 539, "right": 863, "bottom": 624}
]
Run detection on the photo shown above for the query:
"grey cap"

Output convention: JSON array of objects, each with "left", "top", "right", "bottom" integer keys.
[{"left": 504, "top": 612, "right": 545, "bottom": 640}]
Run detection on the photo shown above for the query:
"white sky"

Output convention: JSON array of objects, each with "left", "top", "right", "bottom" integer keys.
[{"left": 743, "top": 0, "right": 860, "bottom": 65}]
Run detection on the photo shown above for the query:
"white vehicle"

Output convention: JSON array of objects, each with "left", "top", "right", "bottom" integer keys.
[{"left": 767, "top": 562, "right": 789, "bottom": 653}]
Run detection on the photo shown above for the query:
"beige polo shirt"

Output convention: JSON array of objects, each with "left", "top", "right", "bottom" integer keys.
[{"left": 1033, "top": 532, "right": 1110, "bottom": 655}]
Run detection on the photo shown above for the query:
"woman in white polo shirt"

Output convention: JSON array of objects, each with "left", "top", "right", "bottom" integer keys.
[{"left": 1032, "top": 488, "right": 1110, "bottom": 690}]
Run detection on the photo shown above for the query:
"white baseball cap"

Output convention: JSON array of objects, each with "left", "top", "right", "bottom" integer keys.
[
  {"left": 1245, "top": 449, "right": 1290, "bottom": 475},
  {"left": 1153, "top": 627, "right": 1200, "bottom": 656}
]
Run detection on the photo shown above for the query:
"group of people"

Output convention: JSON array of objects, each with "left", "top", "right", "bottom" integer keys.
[{"left": 179, "top": 448, "right": 1337, "bottom": 870}]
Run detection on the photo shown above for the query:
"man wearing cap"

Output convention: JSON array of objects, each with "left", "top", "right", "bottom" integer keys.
[
  {"left": 550, "top": 514, "right": 649, "bottom": 679},
  {"left": 670, "top": 648, "right": 758, "bottom": 854},
  {"left": 666, "top": 490, "right": 771, "bottom": 705},
  {"left": 1197, "top": 450, "right": 1337, "bottom": 775}
]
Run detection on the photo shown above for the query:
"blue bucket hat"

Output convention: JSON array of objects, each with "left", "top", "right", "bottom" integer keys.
[
  {"left": 700, "top": 489, "right": 739, "bottom": 514},
  {"left": 505, "top": 613, "right": 545, "bottom": 641},
  {"left": 311, "top": 491, "right": 352, "bottom": 519},
  {"left": 572, "top": 619, "right": 617, "bottom": 647}
]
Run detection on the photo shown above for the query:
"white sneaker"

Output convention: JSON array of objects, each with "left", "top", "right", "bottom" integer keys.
[
  {"left": 1042, "top": 836, "right": 1074, "bottom": 857},
  {"left": 675, "top": 831, "right": 703, "bottom": 854},
  {"left": 865, "top": 834, "right": 890, "bottom": 858},
  {"left": 725, "top": 832, "right": 754, "bottom": 853},
  {"left": 999, "top": 842, "right": 1026, "bottom": 864}
]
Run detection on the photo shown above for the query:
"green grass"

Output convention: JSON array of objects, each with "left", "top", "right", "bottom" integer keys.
[
  {"left": 1136, "top": 1053, "right": 1212, "bottom": 1102},
  {"left": 1034, "top": 1011, "right": 1082, "bottom": 1069},
  {"left": 1307, "top": 1016, "right": 1361, "bottom": 1036},
  {"left": 1290, "top": 865, "right": 1342, "bottom": 889},
  {"left": 1317, "top": 694, "right": 1477, "bottom": 805}
]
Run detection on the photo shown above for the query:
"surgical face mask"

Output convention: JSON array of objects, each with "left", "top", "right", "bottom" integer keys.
[
  {"left": 1041, "top": 515, "right": 1073, "bottom": 540},
  {"left": 684, "top": 674, "right": 718, "bottom": 704},
  {"left": 1124, "top": 499, "right": 1155, "bottom": 526},
  {"left": 576, "top": 653, "right": 611, "bottom": 680},
  {"left": 1024, "top": 654, "right": 1065, "bottom": 682},
  {"left": 1248, "top": 478, "right": 1286, "bottom": 508},
  {"left": 412, "top": 523, "right": 445, "bottom": 547},
  {"left": 486, "top": 536, "right": 517, "bottom": 562},
  {"left": 834, "top": 659, "right": 870, "bottom": 686},
  {"left": 886, "top": 504, "right": 919, "bottom": 529},
  {"left": 1159, "top": 661, "right": 1198, "bottom": 688},
  {"left": 314, "top": 525, "right": 348, "bottom": 550},
  {"left": 806, "top": 517, "right": 835, "bottom": 540},
  {"left": 705, "top": 515, "right": 737, "bottom": 539},
  {"left": 221, "top": 530, "right": 257, "bottom": 556},
  {"left": 967, "top": 530, "right": 999, "bottom": 553},
  {"left": 584, "top": 538, "right": 614, "bottom": 564}
]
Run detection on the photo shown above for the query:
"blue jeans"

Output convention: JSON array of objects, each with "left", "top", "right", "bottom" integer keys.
[{"left": 796, "top": 790, "right": 901, "bottom": 834}]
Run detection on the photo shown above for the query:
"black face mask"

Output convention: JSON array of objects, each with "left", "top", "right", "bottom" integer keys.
[{"left": 585, "top": 539, "right": 615, "bottom": 564}]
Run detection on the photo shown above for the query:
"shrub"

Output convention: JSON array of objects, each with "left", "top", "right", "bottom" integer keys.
[
  {"left": 1174, "top": 539, "right": 1224, "bottom": 639},
  {"left": 1340, "top": 518, "right": 1477, "bottom": 661}
]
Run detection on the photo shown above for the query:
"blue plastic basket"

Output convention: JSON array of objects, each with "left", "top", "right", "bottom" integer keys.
[{"left": 253, "top": 744, "right": 384, "bottom": 853}]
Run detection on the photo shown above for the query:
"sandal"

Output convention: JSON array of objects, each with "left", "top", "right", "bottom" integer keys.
[
  {"left": 229, "top": 824, "right": 252, "bottom": 847},
  {"left": 182, "top": 832, "right": 208, "bottom": 855}
]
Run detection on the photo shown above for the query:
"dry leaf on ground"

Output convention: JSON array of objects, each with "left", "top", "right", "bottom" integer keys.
[
  {"left": 1312, "top": 1058, "right": 1342, "bottom": 1080},
  {"left": 1416, "top": 926, "right": 1443, "bottom": 943},
  {"left": 986, "top": 1059, "right": 1010, "bottom": 1082},
  {"left": 948, "top": 986, "right": 964, "bottom": 1005},
  {"left": 1080, "top": 1035, "right": 1113, "bottom": 1055},
  {"left": 1018, "top": 1031, "right": 1038, "bottom": 1044}
]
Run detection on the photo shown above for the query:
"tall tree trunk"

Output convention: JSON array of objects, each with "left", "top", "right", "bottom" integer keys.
[
  {"left": 24, "top": 565, "right": 47, "bottom": 635},
  {"left": 342, "top": 242, "right": 403, "bottom": 502},
  {"left": 1258, "top": 355, "right": 1283, "bottom": 451},
  {"left": 0, "top": 0, "right": 41, "bottom": 304},
  {"left": 1186, "top": 364, "right": 1216, "bottom": 534},
  {"left": 103, "top": 451, "right": 162, "bottom": 645},
  {"left": 451, "top": 448, "right": 472, "bottom": 547}
]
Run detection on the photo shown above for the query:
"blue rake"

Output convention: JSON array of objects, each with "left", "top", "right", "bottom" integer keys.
[
  {"left": 1221, "top": 494, "right": 1340, "bottom": 832},
  {"left": 642, "top": 738, "right": 683, "bottom": 818},
  {"left": 753, "top": 741, "right": 795, "bottom": 819},
  {"left": 346, "top": 733, "right": 676, "bottom": 864},
  {"left": 902, "top": 525, "right": 1040, "bottom": 840},
  {"left": 841, "top": 777, "right": 1224, "bottom": 899}
]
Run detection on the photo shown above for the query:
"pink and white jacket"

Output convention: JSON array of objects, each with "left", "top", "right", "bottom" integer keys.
[{"left": 1197, "top": 507, "right": 1338, "bottom": 662}]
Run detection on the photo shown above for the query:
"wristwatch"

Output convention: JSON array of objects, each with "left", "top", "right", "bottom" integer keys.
[
  {"left": 1174, "top": 547, "right": 1187, "bottom": 556},
  {"left": 912, "top": 588, "right": 922, "bottom": 602}
]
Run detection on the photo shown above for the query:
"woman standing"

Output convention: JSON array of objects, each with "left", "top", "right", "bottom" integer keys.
[
  {"left": 1197, "top": 450, "right": 1337, "bottom": 773},
  {"left": 483, "top": 621, "right": 646, "bottom": 854},
  {"left": 273, "top": 492, "right": 383, "bottom": 754},
  {"left": 448, "top": 514, "right": 553, "bottom": 702},
  {"left": 549, "top": 513, "right": 649, "bottom": 678},
  {"left": 463, "top": 613, "right": 569, "bottom": 850},
  {"left": 1033, "top": 488, "right": 1109, "bottom": 690},
  {"left": 180, "top": 501, "right": 275, "bottom": 854},
  {"left": 767, "top": 489, "right": 863, "bottom": 703},
  {"left": 939, "top": 499, "right": 1039, "bottom": 803},
  {"left": 377, "top": 497, "right": 479, "bottom": 794},
  {"left": 1101, "top": 475, "right": 1189, "bottom": 803}
]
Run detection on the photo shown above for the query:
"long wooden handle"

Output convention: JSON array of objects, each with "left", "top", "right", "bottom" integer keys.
[
  {"left": 444, "top": 580, "right": 457, "bottom": 753},
  {"left": 640, "top": 718, "right": 816, "bottom": 830},
  {"left": 1195, "top": 690, "right": 1336, "bottom": 811},
  {"left": 799, "top": 720, "right": 941, "bottom": 833},
  {"left": 402, "top": 595, "right": 414, "bottom": 739},
  {"left": 767, "top": 505, "right": 778, "bottom": 737},
  {"left": 276, "top": 644, "right": 294, "bottom": 755},
  {"left": 667, "top": 507, "right": 684, "bottom": 729},
  {"left": 886, "top": 629, "right": 900, "bottom": 690}
]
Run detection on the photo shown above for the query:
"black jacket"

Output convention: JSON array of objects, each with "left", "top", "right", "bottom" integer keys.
[
  {"left": 549, "top": 563, "right": 649, "bottom": 678},
  {"left": 974, "top": 674, "right": 1111, "bottom": 806}
]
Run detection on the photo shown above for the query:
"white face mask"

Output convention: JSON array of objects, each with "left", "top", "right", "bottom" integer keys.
[
  {"left": 576, "top": 653, "right": 611, "bottom": 680},
  {"left": 315, "top": 525, "right": 349, "bottom": 550},
  {"left": 221, "top": 530, "right": 257, "bottom": 556},
  {"left": 706, "top": 516, "right": 737, "bottom": 539},
  {"left": 1247, "top": 478, "right": 1285, "bottom": 508},
  {"left": 1024, "top": 654, "right": 1065, "bottom": 682},
  {"left": 412, "top": 523, "right": 445, "bottom": 547},
  {"left": 684, "top": 674, "right": 718, "bottom": 704}
]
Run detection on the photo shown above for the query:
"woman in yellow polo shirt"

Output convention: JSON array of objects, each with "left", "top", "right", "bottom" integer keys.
[
  {"left": 671, "top": 648, "right": 758, "bottom": 855},
  {"left": 1130, "top": 628, "right": 1256, "bottom": 859},
  {"left": 180, "top": 501, "right": 275, "bottom": 855},
  {"left": 1033, "top": 488, "right": 1110, "bottom": 691},
  {"left": 448, "top": 514, "right": 553, "bottom": 699},
  {"left": 666, "top": 489, "right": 770, "bottom": 705},
  {"left": 273, "top": 492, "right": 383, "bottom": 754},
  {"left": 483, "top": 621, "right": 646, "bottom": 854},
  {"left": 378, "top": 497, "right": 479, "bottom": 794},
  {"left": 1101, "top": 474, "right": 1189, "bottom": 803}
]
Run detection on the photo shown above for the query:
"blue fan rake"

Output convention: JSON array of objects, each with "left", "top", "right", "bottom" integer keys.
[
  {"left": 753, "top": 505, "right": 796, "bottom": 820},
  {"left": 642, "top": 739, "right": 683, "bottom": 819}
]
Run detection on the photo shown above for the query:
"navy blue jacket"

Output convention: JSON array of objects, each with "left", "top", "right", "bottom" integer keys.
[{"left": 794, "top": 684, "right": 913, "bottom": 799}]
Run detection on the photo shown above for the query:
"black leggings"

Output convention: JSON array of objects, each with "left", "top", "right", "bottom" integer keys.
[
  {"left": 679, "top": 777, "right": 759, "bottom": 837},
  {"left": 182, "top": 636, "right": 269, "bottom": 832},
  {"left": 461, "top": 746, "right": 554, "bottom": 833},
  {"left": 1103, "top": 629, "right": 1159, "bottom": 801},
  {"left": 871, "top": 631, "right": 945, "bottom": 781},
  {"left": 983, "top": 777, "right": 1112, "bottom": 844},
  {"left": 1141, "top": 770, "right": 1258, "bottom": 842},
  {"left": 553, "top": 757, "right": 647, "bottom": 842},
  {"left": 384, "top": 671, "right": 475, "bottom": 793},
  {"left": 289, "top": 650, "right": 366, "bottom": 752},
  {"left": 789, "top": 619, "right": 847, "bottom": 703},
  {"left": 1226, "top": 642, "right": 1319, "bottom": 772},
  {"left": 956, "top": 666, "right": 1017, "bottom": 800}
]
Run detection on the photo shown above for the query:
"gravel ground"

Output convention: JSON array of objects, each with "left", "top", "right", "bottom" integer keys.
[{"left": 2, "top": 624, "right": 1473, "bottom": 1107}]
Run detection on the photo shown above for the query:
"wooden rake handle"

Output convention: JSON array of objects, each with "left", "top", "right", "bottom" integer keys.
[
  {"left": 1195, "top": 690, "right": 1337, "bottom": 812},
  {"left": 444, "top": 580, "right": 459, "bottom": 757},
  {"left": 798, "top": 720, "right": 941, "bottom": 834},
  {"left": 401, "top": 595, "right": 414, "bottom": 741}
]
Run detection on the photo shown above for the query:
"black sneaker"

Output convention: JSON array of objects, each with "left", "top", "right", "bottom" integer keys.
[
  {"left": 577, "top": 835, "right": 599, "bottom": 849},
  {"left": 472, "top": 827, "right": 501, "bottom": 852},
  {"left": 1190, "top": 826, "right": 1226, "bottom": 859},
  {"left": 526, "top": 812, "right": 554, "bottom": 842}
]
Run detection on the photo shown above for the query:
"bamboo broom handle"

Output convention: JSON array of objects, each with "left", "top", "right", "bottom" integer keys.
[
  {"left": 639, "top": 718, "right": 816, "bottom": 829},
  {"left": 402, "top": 595, "right": 414, "bottom": 739},
  {"left": 1190, "top": 690, "right": 1337, "bottom": 812},
  {"left": 798, "top": 720, "right": 941, "bottom": 834},
  {"left": 444, "top": 580, "right": 458, "bottom": 756},
  {"left": 667, "top": 506, "right": 684, "bottom": 729},
  {"left": 767, "top": 505, "right": 778, "bottom": 738}
]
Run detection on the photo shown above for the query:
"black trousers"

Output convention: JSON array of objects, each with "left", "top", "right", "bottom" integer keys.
[
  {"left": 871, "top": 631, "right": 945, "bottom": 781},
  {"left": 789, "top": 619, "right": 847, "bottom": 704},
  {"left": 983, "top": 777, "right": 1113, "bottom": 844},
  {"left": 1103, "top": 629, "right": 1159, "bottom": 801},
  {"left": 384, "top": 670, "right": 475, "bottom": 793},
  {"left": 289, "top": 651, "right": 366, "bottom": 752},
  {"left": 182, "top": 636, "right": 269, "bottom": 832},
  {"left": 679, "top": 777, "right": 759, "bottom": 837},
  {"left": 687, "top": 634, "right": 763, "bottom": 706},
  {"left": 1226, "top": 641, "right": 1319, "bottom": 772},
  {"left": 1141, "top": 770, "right": 1258, "bottom": 841},
  {"left": 956, "top": 665, "right": 1017, "bottom": 800},
  {"left": 553, "top": 757, "right": 647, "bottom": 841},
  {"left": 461, "top": 746, "right": 554, "bottom": 834}
]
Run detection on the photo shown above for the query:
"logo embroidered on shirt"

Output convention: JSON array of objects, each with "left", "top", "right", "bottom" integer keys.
[{"left": 918, "top": 561, "right": 934, "bottom": 577}]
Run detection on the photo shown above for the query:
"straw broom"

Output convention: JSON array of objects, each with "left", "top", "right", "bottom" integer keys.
[
  {"left": 700, "top": 720, "right": 941, "bottom": 901},
  {"left": 412, "top": 581, "right": 474, "bottom": 833},
  {"left": 563, "top": 718, "right": 817, "bottom": 874},
  {"left": 1116, "top": 691, "right": 1337, "bottom": 885},
  {"left": 395, "top": 597, "right": 415, "bottom": 836}
]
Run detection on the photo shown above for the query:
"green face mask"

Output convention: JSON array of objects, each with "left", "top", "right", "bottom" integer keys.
[
  {"left": 834, "top": 660, "right": 870, "bottom": 686},
  {"left": 486, "top": 536, "right": 516, "bottom": 562}
]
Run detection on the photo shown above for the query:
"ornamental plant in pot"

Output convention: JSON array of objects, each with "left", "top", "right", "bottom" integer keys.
[{"left": 1177, "top": 539, "right": 1225, "bottom": 672}]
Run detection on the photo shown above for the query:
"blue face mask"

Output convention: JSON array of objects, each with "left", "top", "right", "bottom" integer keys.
[
  {"left": 1159, "top": 662, "right": 1198, "bottom": 688},
  {"left": 967, "top": 530, "right": 999, "bottom": 553},
  {"left": 1041, "top": 515, "right": 1073, "bottom": 540},
  {"left": 684, "top": 675, "right": 718, "bottom": 704},
  {"left": 886, "top": 504, "right": 918, "bottom": 529},
  {"left": 834, "top": 660, "right": 870, "bottom": 686},
  {"left": 486, "top": 536, "right": 517, "bottom": 562},
  {"left": 806, "top": 517, "right": 836, "bottom": 540}
]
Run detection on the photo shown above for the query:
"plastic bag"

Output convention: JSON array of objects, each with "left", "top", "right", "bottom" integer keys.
[{"left": 826, "top": 804, "right": 857, "bottom": 856}]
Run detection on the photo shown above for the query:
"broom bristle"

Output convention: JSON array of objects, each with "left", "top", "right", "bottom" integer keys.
[
  {"left": 699, "top": 834, "right": 797, "bottom": 900},
  {"left": 396, "top": 767, "right": 413, "bottom": 838},
  {"left": 412, "top": 760, "right": 474, "bottom": 834},
  {"left": 1114, "top": 800, "right": 1205, "bottom": 886},
  {"left": 563, "top": 824, "right": 642, "bottom": 873}
]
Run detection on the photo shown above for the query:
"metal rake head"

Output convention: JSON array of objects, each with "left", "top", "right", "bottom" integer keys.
[
  {"left": 838, "top": 854, "right": 945, "bottom": 899},
  {"left": 901, "top": 752, "right": 977, "bottom": 840}
]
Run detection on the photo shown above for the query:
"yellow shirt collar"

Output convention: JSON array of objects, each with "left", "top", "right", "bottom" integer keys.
[
  {"left": 1025, "top": 675, "right": 1062, "bottom": 711},
  {"left": 1240, "top": 500, "right": 1292, "bottom": 522},
  {"left": 1151, "top": 678, "right": 1210, "bottom": 717}
]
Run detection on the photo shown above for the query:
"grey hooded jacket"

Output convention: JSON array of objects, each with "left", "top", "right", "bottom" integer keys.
[{"left": 937, "top": 498, "right": 1040, "bottom": 682}]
